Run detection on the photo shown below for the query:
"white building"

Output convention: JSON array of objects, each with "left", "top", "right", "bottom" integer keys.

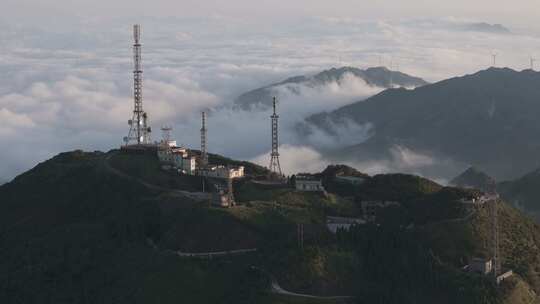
[
  {"left": 295, "top": 175, "right": 325, "bottom": 192},
  {"left": 157, "top": 142, "right": 197, "bottom": 175},
  {"left": 469, "top": 258, "right": 493, "bottom": 275},
  {"left": 326, "top": 216, "right": 366, "bottom": 233},
  {"left": 200, "top": 165, "right": 245, "bottom": 179}
]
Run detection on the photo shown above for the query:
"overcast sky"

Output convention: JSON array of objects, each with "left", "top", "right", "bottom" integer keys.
[
  {"left": 3, "top": 0, "right": 540, "bottom": 27},
  {"left": 1, "top": 0, "right": 540, "bottom": 182}
]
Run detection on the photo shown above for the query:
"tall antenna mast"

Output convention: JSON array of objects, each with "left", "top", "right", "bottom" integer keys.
[
  {"left": 492, "top": 52, "right": 498, "bottom": 67},
  {"left": 531, "top": 57, "right": 536, "bottom": 70},
  {"left": 124, "top": 24, "right": 151, "bottom": 145},
  {"left": 201, "top": 111, "right": 208, "bottom": 167},
  {"left": 269, "top": 97, "right": 282, "bottom": 176}
]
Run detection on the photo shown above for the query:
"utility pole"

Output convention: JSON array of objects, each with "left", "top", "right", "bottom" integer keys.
[
  {"left": 297, "top": 223, "right": 304, "bottom": 250},
  {"left": 490, "top": 198, "right": 500, "bottom": 280},
  {"left": 227, "top": 177, "right": 235, "bottom": 207}
]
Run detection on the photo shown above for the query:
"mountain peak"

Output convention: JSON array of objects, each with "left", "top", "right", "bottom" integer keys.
[
  {"left": 450, "top": 167, "right": 497, "bottom": 192},
  {"left": 234, "top": 66, "right": 428, "bottom": 110}
]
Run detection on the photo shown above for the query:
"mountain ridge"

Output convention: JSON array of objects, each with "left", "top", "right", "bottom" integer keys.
[
  {"left": 301, "top": 67, "right": 540, "bottom": 180},
  {"left": 234, "top": 66, "right": 428, "bottom": 110},
  {"left": 2, "top": 149, "right": 540, "bottom": 303}
]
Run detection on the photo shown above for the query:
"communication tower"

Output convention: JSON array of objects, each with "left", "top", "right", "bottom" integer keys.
[
  {"left": 269, "top": 97, "right": 282, "bottom": 176},
  {"left": 124, "top": 24, "right": 151, "bottom": 146},
  {"left": 161, "top": 126, "right": 172, "bottom": 142},
  {"left": 201, "top": 111, "right": 208, "bottom": 167}
]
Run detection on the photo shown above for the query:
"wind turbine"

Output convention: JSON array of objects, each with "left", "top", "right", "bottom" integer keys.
[{"left": 491, "top": 52, "right": 498, "bottom": 67}]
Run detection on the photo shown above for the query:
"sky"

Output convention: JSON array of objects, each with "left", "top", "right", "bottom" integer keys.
[
  {"left": 3, "top": 0, "right": 540, "bottom": 26},
  {"left": 1, "top": 0, "right": 540, "bottom": 182}
]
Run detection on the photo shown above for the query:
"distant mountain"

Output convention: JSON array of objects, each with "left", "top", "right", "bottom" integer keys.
[
  {"left": 450, "top": 166, "right": 540, "bottom": 221},
  {"left": 498, "top": 168, "right": 540, "bottom": 220},
  {"left": 463, "top": 22, "right": 511, "bottom": 34},
  {"left": 234, "top": 66, "right": 428, "bottom": 110},
  {"left": 450, "top": 167, "right": 497, "bottom": 193},
  {"left": 302, "top": 68, "right": 540, "bottom": 180}
]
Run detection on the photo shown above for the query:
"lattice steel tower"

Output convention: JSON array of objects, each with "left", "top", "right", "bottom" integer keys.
[
  {"left": 269, "top": 97, "right": 282, "bottom": 176},
  {"left": 490, "top": 198, "right": 500, "bottom": 279},
  {"left": 124, "top": 24, "right": 151, "bottom": 145},
  {"left": 200, "top": 111, "right": 208, "bottom": 167}
]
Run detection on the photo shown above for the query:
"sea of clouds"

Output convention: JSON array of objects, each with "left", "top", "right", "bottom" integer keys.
[{"left": 1, "top": 16, "right": 540, "bottom": 182}]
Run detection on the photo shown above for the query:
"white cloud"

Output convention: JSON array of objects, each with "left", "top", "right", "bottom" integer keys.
[
  {"left": 251, "top": 145, "right": 329, "bottom": 176},
  {"left": 0, "top": 108, "right": 36, "bottom": 134},
  {"left": 1, "top": 16, "right": 540, "bottom": 181},
  {"left": 250, "top": 144, "right": 461, "bottom": 184}
]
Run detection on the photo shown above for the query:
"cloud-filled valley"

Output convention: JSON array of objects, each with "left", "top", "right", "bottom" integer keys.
[{"left": 2, "top": 16, "right": 540, "bottom": 182}]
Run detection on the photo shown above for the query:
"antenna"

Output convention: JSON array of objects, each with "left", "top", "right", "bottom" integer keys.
[
  {"left": 269, "top": 97, "right": 283, "bottom": 177},
  {"left": 201, "top": 111, "right": 208, "bottom": 167},
  {"left": 124, "top": 24, "right": 151, "bottom": 146},
  {"left": 161, "top": 125, "right": 172, "bottom": 143},
  {"left": 297, "top": 223, "right": 304, "bottom": 250},
  {"left": 531, "top": 56, "right": 536, "bottom": 70}
]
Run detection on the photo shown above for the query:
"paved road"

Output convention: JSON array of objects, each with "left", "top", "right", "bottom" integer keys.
[
  {"left": 270, "top": 279, "right": 354, "bottom": 300},
  {"left": 175, "top": 248, "right": 258, "bottom": 258}
]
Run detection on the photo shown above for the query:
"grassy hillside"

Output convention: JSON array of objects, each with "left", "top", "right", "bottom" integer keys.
[
  {"left": 1, "top": 151, "right": 539, "bottom": 303},
  {"left": 304, "top": 68, "right": 540, "bottom": 180}
]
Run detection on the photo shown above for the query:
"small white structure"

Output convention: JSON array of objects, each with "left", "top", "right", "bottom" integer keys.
[
  {"left": 200, "top": 165, "right": 245, "bottom": 179},
  {"left": 361, "top": 200, "right": 400, "bottom": 221},
  {"left": 497, "top": 270, "right": 513, "bottom": 284},
  {"left": 469, "top": 258, "right": 493, "bottom": 275},
  {"left": 461, "top": 193, "right": 499, "bottom": 205},
  {"left": 326, "top": 216, "right": 366, "bottom": 233},
  {"left": 296, "top": 174, "right": 325, "bottom": 192}
]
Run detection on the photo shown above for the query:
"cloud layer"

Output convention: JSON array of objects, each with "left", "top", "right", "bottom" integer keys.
[{"left": 2, "top": 17, "right": 540, "bottom": 181}]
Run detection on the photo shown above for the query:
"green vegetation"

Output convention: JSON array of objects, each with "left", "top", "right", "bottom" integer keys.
[
  {"left": 108, "top": 150, "right": 204, "bottom": 192},
  {"left": 1, "top": 151, "right": 540, "bottom": 303}
]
